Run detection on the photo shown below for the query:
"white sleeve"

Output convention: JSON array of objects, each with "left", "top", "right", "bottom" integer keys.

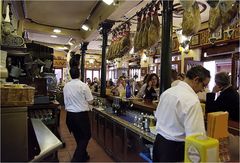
[
  {"left": 85, "top": 85, "right": 93, "bottom": 102},
  {"left": 184, "top": 102, "right": 206, "bottom": 136}
]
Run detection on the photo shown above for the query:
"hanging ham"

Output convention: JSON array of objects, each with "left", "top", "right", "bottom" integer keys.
[
  {"left": 208, "top": 2, "right": 221, "bottom": 33},
  {"left": 142, "top": 11, "right": 151, "bottom": 49},
  {"left": 112, "top": 30, "right": 120, "bottom": 59},
  {"left": 120, "top": 24, "right": 131, "bottom": 57},
  {"left": 136, "top": 13, "right": 146, "bottom": 51},
  {"left": 180, "top": 0, "right": 195, "bottom": 10},
  {"left": 148, "top": 2, "right": 161, "bottom": 48},
  {"left": 134, "top": 14, "right": 142, "bottom": 53},
  {"left": 182, "top": 1, "right": 201, "bottom": 36},
  {"left": 220, "top": 0, "right": 239, "bottom": 29},
  {"left": 208, "top": 0, "right": 238, "bottom": 34}
]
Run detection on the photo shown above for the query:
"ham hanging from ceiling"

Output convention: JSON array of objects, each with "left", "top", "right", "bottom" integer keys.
[
  {"left": 134, "top": 14, "right": 142, "bottom": 53},
  {"left": 120, "top": 24, "right": 131, "bottom": 57},
  {"left": 208, "top": 0, "right": 238, "bottom": 34},
  {"left": 181, "top": 1, "right": 201, "bottom": 36},
  {"left": 148, "top": 1, "right": 161, "bottom": 48},
  {"left": 136, "top": 13, "right": 146, "bottom": 52},
  {"left": 220, "top": 0, "right": 239, "bottom": 29},
  {"left": 142, "top": 10, "right": 151, "bottom": 49},
  {"left": 180, "top": 0, "right": 195, "bottom": 10},
  {"left": 208, "top": 2, "right": 221, "bottom": 33}
]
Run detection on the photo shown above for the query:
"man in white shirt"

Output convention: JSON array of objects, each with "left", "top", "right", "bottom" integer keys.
[
  {"left": 63, "top": 68, "right": 93, "bottom": 162},
  {"left": 153, "top": 66, "right": 210, "bottom": 162}
]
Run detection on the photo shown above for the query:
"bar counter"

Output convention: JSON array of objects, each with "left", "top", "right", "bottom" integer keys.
[
  {"left": 103, "top": 94, "right": 239, "bottom": 135},
  {"left": 92, "top": 94, "right": 239, "bottom": 162},
  {"left": 93, "top": 106, "right": 156, "bottom": 143}
]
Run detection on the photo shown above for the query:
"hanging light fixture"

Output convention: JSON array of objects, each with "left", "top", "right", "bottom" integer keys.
[
  {"left": 81, "top": 24, "right": 90, "bottom": 31},
  {"left": 89, "top": 58, "right": 95, "bottom": 64},
  {"left": 176, "top": 30, "right": 191, "bottom": 53},
  {"left": 102, "top": 0, "right": 114, "bottom": 5},
  {"left": 53, "top": 29, "right": 61, "bottom": 33}
]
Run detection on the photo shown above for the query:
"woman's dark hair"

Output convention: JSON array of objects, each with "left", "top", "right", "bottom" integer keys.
[
  {"left": 143, "top": 74, "right": 150, "bottom": 84},
  {"left": 70, "top": 68, "right": 80, "bottom": 79},
  {"left": 146, "top": 73, "right": 159, "bottom": 88},
  {"left": 186, "top": 65, "right": 210, "bottom": 82}
]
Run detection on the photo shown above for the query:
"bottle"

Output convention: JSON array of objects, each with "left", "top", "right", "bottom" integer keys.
[{"left": 126, "top": 80, "right": 131, "bottom": 98}]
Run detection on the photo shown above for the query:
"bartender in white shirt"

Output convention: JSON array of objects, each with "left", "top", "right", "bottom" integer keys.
[
  {"left": 153, "top": 66, "right": 210, "bottom": 162},
  {"left": 63, "top": 67, "right": 93, "bottom": 162}
]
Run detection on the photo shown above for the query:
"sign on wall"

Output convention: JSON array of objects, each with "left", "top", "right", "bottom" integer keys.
[{"left": 53, "top": 59, "right": 67, "bottom": 68}]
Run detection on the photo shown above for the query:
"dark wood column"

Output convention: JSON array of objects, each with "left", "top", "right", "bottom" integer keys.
[
  {"left": 99, "top": 21, "right": 114, "bottom": 97},
  {"left": 80, "top": 42, "right": 89, "bottom": 82},
  {"left": 160, "top": 0, "right": 173, "bottom": 94}
]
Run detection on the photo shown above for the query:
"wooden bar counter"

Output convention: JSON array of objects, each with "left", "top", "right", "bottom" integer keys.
[{"left": 104, "top": 94, "right": 239, "bottom": 136}]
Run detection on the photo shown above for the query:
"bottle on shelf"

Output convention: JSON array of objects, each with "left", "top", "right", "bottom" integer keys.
[{"left": 126, "top": 80, "right": 132, "bottom": 98}]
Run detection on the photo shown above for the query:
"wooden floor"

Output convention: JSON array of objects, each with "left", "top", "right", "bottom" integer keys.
[{"left": 57, "top": 107, "right": 114, "bottom": 162}]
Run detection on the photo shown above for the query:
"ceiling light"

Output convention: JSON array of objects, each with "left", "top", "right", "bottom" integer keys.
[
  {"left": 58, "top": 46, "right": 68, "bottom": 50},
  {"left": 53, "top": 29, "right": 61, "bottom": 33},
  {"left": 89, "top": 59, "right": 94, "bottom": 64},
  {"left": 103, "top": 0, "right": 114, "bottom": 5},
  {"left": 50, "top": 35, "right": 58, "bottom": 38},
  {"left": 81, "top": 24, "right": 89, "bottom": 31}
]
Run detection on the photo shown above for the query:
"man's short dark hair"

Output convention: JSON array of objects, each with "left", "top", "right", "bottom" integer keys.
[
  {"left": 70, "top": 68, "right": 80, "bottom": 79},
  {"left": 186, "top": 65, "right": 210, "bottom": 81}
]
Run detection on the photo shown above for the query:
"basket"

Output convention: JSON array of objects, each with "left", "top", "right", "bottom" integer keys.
[{"left": 1, "top": 84, "right": 35, "bottom": 106}]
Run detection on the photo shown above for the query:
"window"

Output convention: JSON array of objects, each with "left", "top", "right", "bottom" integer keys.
[
  {"left": 85, "top": 69, "right": 100, "bottom": 82},
  {"left": 93, "top": 70, "right": 99, "bottom": 79},
  {"left": 86, "top": 70, "right": 93, "bottom": 81},
  {"left": 55, "top": 69, "right": 62, "bottom": 83}
]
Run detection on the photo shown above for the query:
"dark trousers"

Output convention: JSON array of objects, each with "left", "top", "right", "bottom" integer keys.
[
  {"left": 153, "top": 134, "right": 184, "bottom": 162},
  {"left": 66, "top": 111, "right": 91, "bottom": 162}
]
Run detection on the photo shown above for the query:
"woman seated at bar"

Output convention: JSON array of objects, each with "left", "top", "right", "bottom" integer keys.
[
  {"left": 143, "top": 73, "right": 160, "bottom": 101},
  {"left": 111, "top": 76, "right": 126, "bottom": 96},
  {"left": 106, "top": 80, "right": 114, "bottom": 95},
  {"left": 206, "top": 72, "right": 239, "bottom": 121}
]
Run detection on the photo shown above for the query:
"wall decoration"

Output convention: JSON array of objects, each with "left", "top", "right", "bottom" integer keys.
[{"left": 191, "top": 34, "right": 199, "bottom": 46}]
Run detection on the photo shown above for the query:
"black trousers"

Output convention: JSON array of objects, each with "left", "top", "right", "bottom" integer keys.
[
  {"left": 153, "top": 134, "right": 184, "bottom": 162},
  {"left": 66, "top": 111, "right": 91, "bottom": 162}
]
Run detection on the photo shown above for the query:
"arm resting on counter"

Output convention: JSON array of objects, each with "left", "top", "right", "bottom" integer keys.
[{"left": 30, "top": 118, "right": 63, "bottom": 162}]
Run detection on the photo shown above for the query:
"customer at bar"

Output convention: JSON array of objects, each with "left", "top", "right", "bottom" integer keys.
[
  {"left": 143, "top": 73, "right": 160, "bottom": 101},
  {"left": 153, "top": 66, "right": 210, "bottom": 162},
  {"left": 86, "top": 78, "right": 93, "bottom": 88},
  {"left": 206, "top": 72, "right": 239, "bottom": 121},
  {"left": 111, "top": 76, "right": 126, "bottom": 96},
  {"left": 63, "top": 67, "right": 93, "bottom": 162}
]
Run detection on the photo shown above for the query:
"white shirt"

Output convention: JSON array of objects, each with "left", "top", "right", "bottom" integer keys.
[
  {"left": 155, "top": 81, "right": 205, "bottom": 142},
  {"left": 171, "top": 79, "right": 181, "bottom": 87},
  {"left": 63, "top": 79, "right": 93, "bottom": 112}
]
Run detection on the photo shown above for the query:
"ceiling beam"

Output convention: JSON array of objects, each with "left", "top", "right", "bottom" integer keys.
[{"left": 22, "top": 19, "right": 84, "bottom": 41}]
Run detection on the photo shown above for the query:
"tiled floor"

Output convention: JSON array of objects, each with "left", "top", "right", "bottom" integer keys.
[{"left": 58, "top": 107, "right": 114, "bottom": 162}]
